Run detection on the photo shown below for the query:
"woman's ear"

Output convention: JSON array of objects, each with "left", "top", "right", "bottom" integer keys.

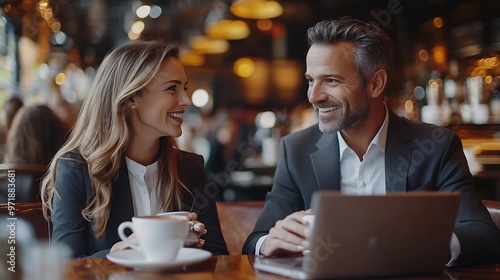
[
  {"left": 367, "top": 69, "right": 387, "bottom": 98},
  {"left": 127, "top": 93, "right": 141, "bottom": 110},
  {"left": 126, "top": 100, "right": 137, "bottom": 110}
]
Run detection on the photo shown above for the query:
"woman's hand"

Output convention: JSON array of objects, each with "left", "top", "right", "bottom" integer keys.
[{"left": 187, "top": 212, "right": 207, "bottom": 248}]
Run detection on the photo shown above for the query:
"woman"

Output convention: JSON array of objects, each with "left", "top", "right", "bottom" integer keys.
[
  {"left": 6, "top": 105, "right": 67, "bottom": 165},
  {"left": 41, "top": 40, "right": 228, "bottom": 258}
]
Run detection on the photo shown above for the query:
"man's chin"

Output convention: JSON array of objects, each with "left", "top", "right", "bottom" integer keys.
[{"left": 318, "top": 122, "right": 338, "bottom": 134}]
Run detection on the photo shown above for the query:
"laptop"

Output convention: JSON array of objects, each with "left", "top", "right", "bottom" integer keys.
[{"left": 253, "top": 191, "right": 460, "bottom": 279}]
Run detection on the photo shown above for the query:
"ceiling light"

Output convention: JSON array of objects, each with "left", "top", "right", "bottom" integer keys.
[
  {"left": 128, "top": 30, "right": 140, "bottom": 40},
  {"left": 150, "top": 5, "right": 162, "bottom": 18},
  {"left": 257, "top": 19, "right": 273, "bottom": 31},
  {"left": 234, "top": 57, "right": 254, "bottom": 77},
  {"left": 205, "top": 20, "right": 250, "bottom": 40},
  {"left": 190, "top": 36, "right": 229, "bottom": 54},
  {"left": 192, "top": 89, "right": 210, "bottom": 108},
  {"left": 136, "top": 5, "right": 151, "bottom": 18},
  {"left": 131, "top": 21, "right": 145, "bottom": 34},
  {"left": 180, "top": 50, "right": 205, "bottom": 66},
  {"left": 230, "top": 0, "right": 283, "bottom": 19}
]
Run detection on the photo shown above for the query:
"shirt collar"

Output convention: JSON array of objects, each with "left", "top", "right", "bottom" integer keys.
[
  {"left": 125, "top": 156, "right": 158, "bottom": 176},
  {"left": 338, "top": 105, "right": 389, "bottom": 159}
]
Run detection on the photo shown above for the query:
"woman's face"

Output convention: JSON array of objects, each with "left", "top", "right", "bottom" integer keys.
[{"left": 128, "top": 56, "right": 192, "bottom": 140}]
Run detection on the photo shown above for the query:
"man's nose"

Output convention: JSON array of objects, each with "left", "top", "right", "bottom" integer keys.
[{"left": 307, "top": 84, "right": 325, "bottom": 104}]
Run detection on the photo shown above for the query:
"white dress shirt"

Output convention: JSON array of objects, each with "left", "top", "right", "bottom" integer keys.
[
  {"left": 338, "top": 108, "right": 388, "bottom": 196},
  {"left": 126, "top": 157, "right": 163, "bottom": 216}
]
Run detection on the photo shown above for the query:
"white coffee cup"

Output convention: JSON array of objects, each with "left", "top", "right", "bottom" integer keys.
[
  {"left": 301, "top": 214, "right": 315, "bottom": 255},
  {"left": 118, "top": 215, "right": 189, "bottom": 262},
  {"left": 157, "top": 211, "right": 200, "bottom": 245},
  {"left": 302, "top": 214, "right": 315, "bottom": 229}
]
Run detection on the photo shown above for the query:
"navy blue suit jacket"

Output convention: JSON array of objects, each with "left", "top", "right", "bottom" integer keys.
[
  {"left": 242, "top": 112, "right": 500, "bottom": 266},
  {"left": 52, "top": 150, "right": 228, "bottom": 258}
]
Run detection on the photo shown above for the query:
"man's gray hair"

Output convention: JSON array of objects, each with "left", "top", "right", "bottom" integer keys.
[{"left": 307, "top": 16, "right": 394, "bottom": 86}]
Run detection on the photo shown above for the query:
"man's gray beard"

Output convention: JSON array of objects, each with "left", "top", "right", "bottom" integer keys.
[
  {"left": 316, "top": 106, "right": 370, "bottom": 134},
  {"left": 318, "top": 116, "right": 338, "bottom": 133}
]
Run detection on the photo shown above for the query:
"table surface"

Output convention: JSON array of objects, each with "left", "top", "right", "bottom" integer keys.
[{"left": 63, "top": 255, "right": 500, "bottom": 280}]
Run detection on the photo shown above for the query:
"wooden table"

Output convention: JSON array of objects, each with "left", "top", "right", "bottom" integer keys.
[{"left": 62, "top": 255, "right": 500, "bottom": 280}]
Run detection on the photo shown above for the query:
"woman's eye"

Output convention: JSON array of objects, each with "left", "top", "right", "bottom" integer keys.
[{"left": 167, "top": 85, "right": 176, "bottom": 91}]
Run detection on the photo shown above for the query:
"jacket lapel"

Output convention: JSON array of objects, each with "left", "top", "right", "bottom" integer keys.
[
  {"left": 106, "top": 160, "right": 134, "bottom": 245},
  {"left": 310, "top": 132, "right": 341, "bottom": 191},
  {"left": 385, "top": 112, "right": 411, "bottom": 193}
]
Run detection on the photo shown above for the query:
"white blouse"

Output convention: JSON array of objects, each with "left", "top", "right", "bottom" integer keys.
[{"left": 125, "top": 157, "right": 163, "bottom": 216}]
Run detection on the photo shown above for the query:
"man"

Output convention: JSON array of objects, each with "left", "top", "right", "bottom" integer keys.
[{"left": 242, "top": 17, "right": 500, "bottom": 266}]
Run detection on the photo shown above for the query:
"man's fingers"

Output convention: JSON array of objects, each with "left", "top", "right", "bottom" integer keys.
[
  {"left": 275, "top": 216, "right": 308, "bottom": 239},
  {"left": 261, "top": 210, "right": 311, "bottom": 256},
  {"left": 269, "top": 226, "right": 305, "bottom": 246},
  {"left": 271, "top": 237, "right": 304, "bottom": 252},
  {"left": 261, "top": 233, "right": 304, "bottom": 256}
]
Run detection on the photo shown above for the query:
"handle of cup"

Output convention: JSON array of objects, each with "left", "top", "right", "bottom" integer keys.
[{"left": 117, "top": 221, "right": 141, "bottom": 251}]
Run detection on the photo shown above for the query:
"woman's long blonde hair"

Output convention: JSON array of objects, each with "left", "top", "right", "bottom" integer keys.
[{"left": 41, "top": 40, "right": 185, "bottom": 239}]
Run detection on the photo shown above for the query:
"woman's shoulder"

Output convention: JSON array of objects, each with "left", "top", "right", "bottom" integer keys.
[
  {"left": 58, "top": 151, "right": 87, "bottom": 164},
  {"left": 178, "top": 149, "right": 204, "bottom": 165}
]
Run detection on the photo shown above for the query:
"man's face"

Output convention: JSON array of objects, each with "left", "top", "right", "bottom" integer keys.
[{"left": 305, "top": 42, "right": 370, "bottom": 133}]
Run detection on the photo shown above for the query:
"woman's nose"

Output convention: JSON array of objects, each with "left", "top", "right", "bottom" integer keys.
[{"left": 180, "top": 90, "right": 192, "bottom": 107}]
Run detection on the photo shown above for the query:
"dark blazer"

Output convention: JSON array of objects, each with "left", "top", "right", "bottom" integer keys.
[
  {"left": 52, "top": 150, "right": 228, "bottom": 258},
  {"left": 242, "top": 112, "right": 500, "bottom": 266}
]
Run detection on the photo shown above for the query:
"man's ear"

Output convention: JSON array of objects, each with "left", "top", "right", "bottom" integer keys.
[{"left": 367, "top": 69, "right": 387, "bottom": 98}]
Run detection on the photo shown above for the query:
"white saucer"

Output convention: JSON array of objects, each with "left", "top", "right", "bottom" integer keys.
[{"left": 106, "top": 248, "right": 212, "bottom": 272}]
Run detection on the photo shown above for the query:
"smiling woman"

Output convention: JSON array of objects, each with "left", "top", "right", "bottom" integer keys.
[
  {"left": 39, "top": 39, "right": 228, "bottom": 258},
  {"left": 126, "top": 55, "right": 191, "bottom": 148}
]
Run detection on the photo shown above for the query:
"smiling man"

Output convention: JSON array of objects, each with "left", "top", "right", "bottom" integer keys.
[{"left": 242, "top": 16, "right": 500, "bottom": 267}]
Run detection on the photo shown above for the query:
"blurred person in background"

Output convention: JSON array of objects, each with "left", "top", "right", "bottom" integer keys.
[
  {"left": 41, "top": 40, "right": 228, "bottom": 258},
  {"left": 5, "top": 105, "right": 67, "bottom": 165},
  {"left": 2, "top": 96, "right": 24, "bottom": 134},
  {"left": 205, "top": 107, "right": 241, "bottom": 176},
  {"left": 204, "top": 106, "right": 256, "bottom": 199},
  {"left": 1, "top": 96, "right": 24, "bottom": 162}
]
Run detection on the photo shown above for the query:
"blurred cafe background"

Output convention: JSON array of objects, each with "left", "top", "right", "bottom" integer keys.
[{"left": 0, "top": 0, "right": 500, "bottom": 202}]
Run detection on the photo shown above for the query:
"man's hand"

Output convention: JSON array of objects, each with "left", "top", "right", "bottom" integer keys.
[{"left": 260, "top": 210, "right": 311, "bottom": 256}]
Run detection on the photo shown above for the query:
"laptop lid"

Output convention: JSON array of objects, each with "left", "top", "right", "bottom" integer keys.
[{"left": 254, "top": 191, "right": 460, "bottom": 279}]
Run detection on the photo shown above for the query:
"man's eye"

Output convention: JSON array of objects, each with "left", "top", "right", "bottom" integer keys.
[
  {"left": 306, "top": 79, "right": 314, "bottom": 86},
  {"left": 326, "top": 78, "right": 339, "bottom": 84}
]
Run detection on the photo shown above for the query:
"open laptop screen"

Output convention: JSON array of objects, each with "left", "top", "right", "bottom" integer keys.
[{"left": 254, "top": 191, "right": 460, "bottom": 279}]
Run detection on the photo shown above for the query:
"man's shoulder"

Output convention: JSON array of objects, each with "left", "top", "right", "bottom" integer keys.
[
  {"left": 391, "top": 113, "right": 456, "bottom": 138},
  {"left": 282, "top": 123, "right": 323, "bottom": 143}
]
